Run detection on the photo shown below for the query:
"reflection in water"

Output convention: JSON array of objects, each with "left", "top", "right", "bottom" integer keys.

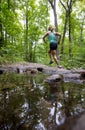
[{"left": 0, "top": 73, "right": 85, "bottom": 130}]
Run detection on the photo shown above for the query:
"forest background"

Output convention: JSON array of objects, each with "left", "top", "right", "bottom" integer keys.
[{"left": 0, "top": 0, "right": 85, "bottom": 69}]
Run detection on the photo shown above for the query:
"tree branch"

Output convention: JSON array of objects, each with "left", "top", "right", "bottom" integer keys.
[
  {"left": 68, "top": 0, "right": 74, "bottom": 14},
  {"left": 67, "top": 0, "right": 69, "bottom": 8},
  {"left": 59, "top": 0, "right": 67, "bottom": 11},
  {"left": 48, "top": 0, "right": 54, "bottom": 9}
]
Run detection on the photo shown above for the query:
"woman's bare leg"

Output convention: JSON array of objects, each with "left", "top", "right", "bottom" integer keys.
[
  {"left": 51, "top": 50, "right": 59, "bottom": 65},
  {"left": 48, "top": 50, "right": 53, "bottom": 64}
]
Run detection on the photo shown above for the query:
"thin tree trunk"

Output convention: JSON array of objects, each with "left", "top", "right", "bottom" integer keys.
[
  {"left": 53, "top": 0, "right": 58, "bottom": 31},
  {"left": 0, "top": 21, "right": 3, "bottom": 48},
  {"left": 29, "top": 40, "right": 33, "bottom": 62},
  {"left": 48, "top": 0, "right": 58, "bottom": 31},
  {"left": 61, "top": 11, "right": 68, "bottom": 55},
  {"left": 7, "top": 0, "right": 10, "bottom": 9},
  {"left": 0, "top": 0, "right": 3, "bottom": 48},
  {"left": 68, "top": 13, "right": 72, "bottom": 57},
  {"left": 59, "top": 0, "right": 74, "bottom": 56},
  {"left": 79, "top": 18, "right": 84, "bottom": 45},
  {"left": 33, "top": 42, "right": 36, "bottom": 62},
  {"left": 5, "top": 31, "right": 7, "bottom": 44},
  {"left": 25, "top": 0, "right": 29, "bottom": 61},
  {"left": 48, "top": 0, "right": 59, "bottom": 58}
]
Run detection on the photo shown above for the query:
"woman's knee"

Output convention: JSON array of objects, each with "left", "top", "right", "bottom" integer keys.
[
  {"left": 52, "top": 50, "right": 56, "bottom": 55},
  {"left": 48, "top": 50, "right": 51, "bottom": 54}
]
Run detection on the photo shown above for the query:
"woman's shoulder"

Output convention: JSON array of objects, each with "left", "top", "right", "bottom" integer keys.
[
  {"left": 54, "top": 31, "right": 57, "bottom": 34},
  {"left": 47, "top": 31, "right": 51, "bottom": 34}
]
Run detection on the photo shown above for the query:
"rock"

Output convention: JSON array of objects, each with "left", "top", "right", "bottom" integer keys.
[
  {"left": 17, "top": 67, "right": 24, "bottom": 74},
  {"left": 25, "top": 68, "right": 38, "bottom": 74},
  {"left": 0, "top": 68, "right": 8, "bottom": 74},
  {"left": 71, "top": 69, "right": 85, "bottom": 74},
  {"left": 30, "top": 69, "right": 38, "bottom": 74},
  {"left": 80, "top": 72, "right": 85, "bottom": 79},
  {"left": 37, "top": 67, "right": 43, "bottom": 72},
  {"left": 57, "top": 69, "right": 71, "bottom": 75},
  {"left": 45, "top": 74, "right": 63, "bottom": 83},
  {"left": 63, "top": 73, "right": 84, "bottom": 84},
  {"left": 64, "top": 73, "right": 80, "bottom": 80},
  {"left": 0, "top": 70, "right": 4, "bottom": 74}
]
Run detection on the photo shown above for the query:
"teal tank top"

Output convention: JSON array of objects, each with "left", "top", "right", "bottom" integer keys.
[{"left": 48, "top": 32, "right": 57, "bottom": 43}]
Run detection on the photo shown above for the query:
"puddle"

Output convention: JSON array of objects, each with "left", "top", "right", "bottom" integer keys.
[{"left": 0, "top": 73, "right": 85, "bottom": 130}]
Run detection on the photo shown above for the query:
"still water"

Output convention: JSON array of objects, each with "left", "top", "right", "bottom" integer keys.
[{"left": 0, "top": 73, "right": 85, "bottom": 130}]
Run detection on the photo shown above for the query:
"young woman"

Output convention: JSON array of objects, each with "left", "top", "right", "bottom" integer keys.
[{"left": 43, "top": 25, "right": 62, "bottom": 68}]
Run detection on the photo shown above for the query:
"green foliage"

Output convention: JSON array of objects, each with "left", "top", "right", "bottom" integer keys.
[
  {"left": 59, "top": 43, "right": 85, "bottom": 69},
  {"left": 0, "top": 43, "right": 24, "bottom": 64},
  {"left": 0, "top": 0, "right": 85, "bottom": 70}
]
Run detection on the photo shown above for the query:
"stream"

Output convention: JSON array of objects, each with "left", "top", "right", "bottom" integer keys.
[{"left": 0, "top": 72, "right": 85, "bottom": 130}]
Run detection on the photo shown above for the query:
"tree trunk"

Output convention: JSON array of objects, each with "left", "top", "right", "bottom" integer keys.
[
  {"left": 33, "top": 42, "right": 36, "bottom": 62},
  {"left": 48, "top": 0, "right": 59, "bottom": 57},
  {"left": 29, "top": 40, "right": 33, "bottom": 62},
  {"left": 25, "top": 0, "right": 29, "bottom": 61},
  {"left": 0, "top": 21, "right": 3, "bottom": 48},
  {"left": 5, "top": 31, "right": 7, "bottom": 44},
  {"left": 7, "top": 0, "right": 10, "bottom": 9},
  {"left": 48, "top": 0, "right": 58, "bottom": 31},
  {"left": 68, "top": 13, "right": 72, "bottom": 57},
  {"left": 79, "top": 18, "right": 84, "bottom": 45},
  {"left": 0, "top": 0, "right": 3, "bottom": 49},
  {"left": 59, "top": 0, "right": 74, "bottom": 57},
  {"left": 53, "top": 0, "right": 58, "bottom": 31},
  {"left": 61, "top": 11, "right": 68, "bottom": 55}
]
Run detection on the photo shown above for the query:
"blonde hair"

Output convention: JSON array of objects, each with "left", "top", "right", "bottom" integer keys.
[{"left": 48, "top": 25, "right": 55, "bottom": 31}]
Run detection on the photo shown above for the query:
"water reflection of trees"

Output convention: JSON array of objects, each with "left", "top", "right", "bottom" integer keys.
[
  {"left": 0, "top": 73, "right": 85, "bottom": 130},
  {"left": 0, "top": 74, "right": 49, "bottom": 130},
  {"left": 44, "top": 81, "right": 85, "bottom": 127}
]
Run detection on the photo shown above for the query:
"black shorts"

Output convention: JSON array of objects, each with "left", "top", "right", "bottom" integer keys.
[{"left": 50, "top": 42, "right": 57, "bottom": 50}]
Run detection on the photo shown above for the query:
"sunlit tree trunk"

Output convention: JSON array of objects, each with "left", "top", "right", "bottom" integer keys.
[
  {"left": 48, "top": 0, "right": 60, "bottom": 57},
  {"left": 33, "top": 42, "right": 36, "bottom": 62},
  {"left": 48, "top": 0, "right": 58, "bottom": 31},
  {"left": 53, "top": 0, "right": 58, "bottom": 31}
]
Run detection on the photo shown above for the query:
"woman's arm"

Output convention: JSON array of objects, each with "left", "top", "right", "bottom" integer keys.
[
  {"left": 54, "top": 32, "right": 61, "bottom": 44},
  {"left": 43, "top": 32, "right": 49, "bottom": 43},
  {"left": 54, "top": 32, "right": 61, "bottom": 37}
]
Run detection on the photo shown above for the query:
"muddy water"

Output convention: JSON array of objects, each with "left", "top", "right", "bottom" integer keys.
[{"left": 0, "top": 73, "right": 85, "bottom": 130}]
